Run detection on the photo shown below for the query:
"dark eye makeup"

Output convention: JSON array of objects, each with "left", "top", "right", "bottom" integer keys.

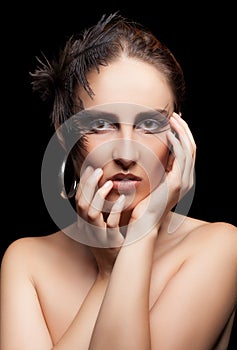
[
  {"left": 134, "top": 110, "right": 170, "bottom": 133},
  {"left": 70, "top": 108, "right": 171, "bottom": 135}
]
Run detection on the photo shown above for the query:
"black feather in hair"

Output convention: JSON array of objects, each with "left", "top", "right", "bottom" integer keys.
[
  {"left": 30, "top": 12, "right": 123, "bottom": 125},
  {"left": 66, "top": 12, "right": 123, "bottom": 97}
]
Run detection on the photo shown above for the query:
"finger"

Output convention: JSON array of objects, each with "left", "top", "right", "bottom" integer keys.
[
  {"left": 77, "top": 168, "right": 103, "bottom": 212},
  {"left": 169, "top": 117, "right": 195, "bottom": 179},
  {"left": 106, "top": 195, "right": 126, "bottom": 247},
  {"left": 171, "top": 114, "right": 196, "bottom": 162},
  {"left": 167, "top": 131, "right": 185, "bottom": 174},
  {"left": 75, "top": 165, "right": 93, "bottom": 200},
  {"left": 172, "top": 112, "right": 196, "bottom": 147},
  {"left": 171, "top": 114, "right": 196, "bottom": 189},
  {"left": 87, "top": 180, "right": 113, "bottom": 222},
  {"left": 167, "top": 129, "right": 195, "bottom": 198},
  {"left": 169, "top": 116, "right": 192, "bottom": 154},
  {"left": 106, "top": 194, "right": 126, "bottom": 228}
]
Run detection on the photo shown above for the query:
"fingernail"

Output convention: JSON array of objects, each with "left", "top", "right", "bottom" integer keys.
[
  {"left": 170, "top": 116, "right": 178, "bottom": 124},
  {"left": 86, "top": 165, "right": 93, "bottom": 172},
  {"left": 93, "top": 168, "right": 103, "bottom": 177},
  {"left": 173, "top": 112, "right": 181, "bottom": 118},
  {"left": 117, "top": 194, "right": 125, "bottom": 203},
  {"left": 103, "top": 180, "right": 113, "bottom": 188},
  {"left": 168, "top": 130, "right": 176, "bottom": 137}
]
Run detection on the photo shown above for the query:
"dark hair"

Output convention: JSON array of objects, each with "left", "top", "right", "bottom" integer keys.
[{"left": 30, "top": 12, "right": 186, "bottom": 127}]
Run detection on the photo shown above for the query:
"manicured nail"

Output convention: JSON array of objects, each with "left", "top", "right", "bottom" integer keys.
[
  {"left": 173, "top": 112, "right": 181, "bottom": 118},
  {"left": 117, "top": 194, "right": 125, "bottom": 203},
  {"left": 103, "top": 180, "right": 113, "bottom": 188},
  {"left": 86, "top": 165, "right": 93, "bottom": 172},
  {"left": 93, "top": 168, "right": 103, "bottom": 177}
]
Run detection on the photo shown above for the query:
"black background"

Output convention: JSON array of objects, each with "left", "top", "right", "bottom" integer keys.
[{"left": 1, "top": 1, "right": 236, "bottom": 347}]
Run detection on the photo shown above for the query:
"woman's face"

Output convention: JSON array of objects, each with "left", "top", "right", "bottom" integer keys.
[{"left": 76, "top": 58, "right": 174, "bottom": 210}]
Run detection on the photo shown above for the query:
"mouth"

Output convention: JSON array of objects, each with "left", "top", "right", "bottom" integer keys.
[{"left": 108, "top": 173, "right": 142, "bottom": 193}]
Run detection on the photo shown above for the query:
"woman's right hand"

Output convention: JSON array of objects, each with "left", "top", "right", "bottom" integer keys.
[{"left": 75, "top": 166, "right": 125, "bottom": 275}]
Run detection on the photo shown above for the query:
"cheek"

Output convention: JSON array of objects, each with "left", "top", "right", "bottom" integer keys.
[
  {"left": 79, "top": 135, "right": 170, "bottom": 176},
  {"left": 79, "top": 137, "right": 114, "bottom": 172},
  {"left": 155, "top": 144, "right": 170, "bottom": 168},
  {"left": 143, "top": 143, "right": 169, "bottom": 189}
]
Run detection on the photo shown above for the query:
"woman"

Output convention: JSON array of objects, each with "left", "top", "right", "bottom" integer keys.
[{"left": 1, "top": 12, "right": 237, "bottom": 350}]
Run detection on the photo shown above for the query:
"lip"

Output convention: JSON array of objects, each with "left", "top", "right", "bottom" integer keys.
[{"left": 108, "top": 173, "right": 142, "bottom": 193}]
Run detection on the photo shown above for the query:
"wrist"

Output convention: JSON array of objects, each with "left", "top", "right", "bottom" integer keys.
[{"left": 125, "top": 224, "right": 159, "bottom": 245}]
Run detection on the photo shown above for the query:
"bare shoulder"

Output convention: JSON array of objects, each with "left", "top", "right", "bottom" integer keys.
[
  {"left": 166, "top": 211, "right": 237, "bottom": 248},
  {"left": 177, "top": 216, "right": 237, "bottom": 269},
  {"left": 190, "top": 219, "right": 237, "bottom": 236},
  {"left": 1, "top": 233, "right": 58, "bottom": 265},
  {"left": 1, "top": 230, "right": 85, "bottom": 272},
  {"left": 186, "top": 220, "right": 237, "bottom": 256},
  {"left": 184, "top": 220, "right": 237, "bottom": 349},
  {"left": 156, "top": 214, "right": 237, "bottom": 310},
  {"left": 160, "top": 212, "right": 237, "bottom": 257}
]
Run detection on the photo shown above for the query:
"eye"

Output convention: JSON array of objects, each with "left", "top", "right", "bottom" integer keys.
[
  {"left": 88, "top": 119, "right": 118, "bottom": 133},
  {"left": 135, "top": 117, "right": 170, "bottom": 133}
]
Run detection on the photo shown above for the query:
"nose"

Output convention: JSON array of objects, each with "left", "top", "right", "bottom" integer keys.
[
  {"left": 112, "top": 138, "right": 139, "bottom": 170},
  {"left": 114, "top": 157, "right": 136, "bottom": 170}
]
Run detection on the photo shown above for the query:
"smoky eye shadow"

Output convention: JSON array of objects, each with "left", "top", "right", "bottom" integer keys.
[
  {"left": 71, "top": 107, "right": 170, "bottom": 130},
  {"left": 135, "top": 110, "right": 170, "bottom": 125},
  {"left": 73, "top": 110, "right": 119, "bottom": 129}
]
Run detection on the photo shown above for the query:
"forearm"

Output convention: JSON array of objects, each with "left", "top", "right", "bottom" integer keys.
[
  {"left": 89, "top": 232, "right": 156, "bottom": 350},
  {"left": 53, "top": 275, "right": 109, "bottom": 350}
]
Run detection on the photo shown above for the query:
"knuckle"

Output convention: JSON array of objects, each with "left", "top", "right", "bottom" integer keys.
[
  {"left": 106, "top": 218, "right": 117, "bottom": 228},
  {"left": 75, "top": 189, "right": 81, "bottom": 201},
  {"left": 87, "top": 208, "right": 99, "bottom": 220},
  {"left": 173, "top": 181, "right": 182, "bottom": 193},
  {"left": 77, "top": 199, "right": 89, "bottom": 211},
  {"left": 96, "top": 187, "right": 107, "bottom": 198}
]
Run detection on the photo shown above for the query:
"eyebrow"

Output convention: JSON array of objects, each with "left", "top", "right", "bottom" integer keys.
[
  {"left": 77, "top": 107, "right": 171, "bottom": 121},
  {"left": 135, "top": 108, "right": 170, "bottom": 122}
]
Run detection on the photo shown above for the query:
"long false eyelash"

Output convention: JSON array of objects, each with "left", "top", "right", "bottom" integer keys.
[{"left": 159, "top": 103, "right": 172, "bottom": 119}]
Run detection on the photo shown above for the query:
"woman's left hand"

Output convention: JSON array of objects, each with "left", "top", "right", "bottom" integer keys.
[{"left": 126, "top": 112, "right": 196, "bottom": 241}]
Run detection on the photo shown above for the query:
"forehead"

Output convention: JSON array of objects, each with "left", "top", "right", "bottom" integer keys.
[{"left": 78, "top": 58, "right": 174, "bottom": 110}]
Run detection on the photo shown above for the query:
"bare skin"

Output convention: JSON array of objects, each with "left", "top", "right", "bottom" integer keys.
[
  {"left": 1, "top": 58, "right": 237, "bottom": 350},
  {"left": 1, "top": 216, "right": 236, "bottom": 349}
]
